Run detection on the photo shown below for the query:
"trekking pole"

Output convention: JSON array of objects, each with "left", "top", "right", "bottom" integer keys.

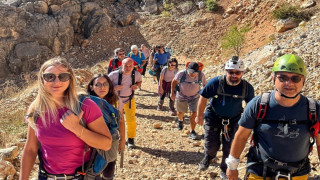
[{"left": 120, "top": 150, "right": 124, "bottom": 168}]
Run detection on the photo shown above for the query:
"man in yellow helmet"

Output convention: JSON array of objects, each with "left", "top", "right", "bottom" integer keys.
[{"left": 226, "top": 54, "right": 320, "bottom": 180}]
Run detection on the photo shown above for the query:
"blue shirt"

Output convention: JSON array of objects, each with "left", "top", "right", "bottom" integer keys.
[
  {"left": 239, "top": 91, "right": 320, "bottom": 176},
  {"left": 200, "top": 76, "right": 254, "bottom": 125},
  {"left": 153, "top": 52, "right": 170, "bottom": 68},
  {"left": 128, "top": 51, "right": 145, "bottom": 65}
]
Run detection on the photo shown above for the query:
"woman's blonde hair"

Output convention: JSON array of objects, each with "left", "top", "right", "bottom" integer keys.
[{"left": 27, "top": 57, "right": 79, "bottom": 129}]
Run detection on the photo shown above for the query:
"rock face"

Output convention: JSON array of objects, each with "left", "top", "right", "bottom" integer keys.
[{"left": 0, "top": 0, "right": 131, "bottom": 79}]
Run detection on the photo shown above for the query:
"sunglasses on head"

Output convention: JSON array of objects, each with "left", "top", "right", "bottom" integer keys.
[
  {"left": 226, "top": 70, "right": 242, "bottom": 75},
  {"left": 42, "top": 73, "right": 71, "bottom": 82},
  {"left": 276, "top": 75, "right": 302, "bottom": 83},
  {"left": 94, "top": 82, "right": 109, "bottom": 88}
]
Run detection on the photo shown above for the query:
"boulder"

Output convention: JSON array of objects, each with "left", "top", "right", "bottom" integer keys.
[
  {"left": 0, "top": 146, "right": 18, "bottom": 161},
  {"left": 141, "top": 0, "right": 158, "bottom": 14},
  {"left": 82, "top": 2, "right": 100, "bottom": 15},
  {"left": 0, "top": 160, "right": 16, "bottom": 180},
  {"left": 178, "top": 1, "right": 193, "bottom": 15},
  {"left": 83, "top": 9, "right": 111, "bottom": 38},
  {"left": 197, "top": 1, "right": 205, "bottom": 9},
  {"left": 116, "top": 12, "right": 138, "bottom": 27},
  {"left": 300, "top": 0, "right": 315, "bottom": 9},
  {"left": 275, "top": 18, "right": 299, "bottom": 33}
]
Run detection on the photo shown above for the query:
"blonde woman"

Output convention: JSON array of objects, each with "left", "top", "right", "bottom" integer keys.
[{"left": 20, "top": 57, "right": 112, "bottom": 180}]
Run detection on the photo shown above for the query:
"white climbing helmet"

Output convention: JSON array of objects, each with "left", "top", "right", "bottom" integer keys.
[{"left": 225, "top": 56, "right": 245, "bottom": 71}]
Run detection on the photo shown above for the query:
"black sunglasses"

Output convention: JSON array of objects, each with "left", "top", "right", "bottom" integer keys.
[
  {"left": 42, "top": 73, "right": 71, "bottom": 82},
  {"left": 118, "top": 53, "right": 125, "bottom": 55},
  {"left": 226, "top": 70, "right": 242, "bottom": 75},
  {"left": 276, "top": 75, "right": 302, "bottom": 83},
  {"left": 94, "top": 82, "right": 109, "bottom": 88}
]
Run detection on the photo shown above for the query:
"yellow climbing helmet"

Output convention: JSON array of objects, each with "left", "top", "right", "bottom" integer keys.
[{"left": 272, "top": 54, "right": 307, "bottom": 76}]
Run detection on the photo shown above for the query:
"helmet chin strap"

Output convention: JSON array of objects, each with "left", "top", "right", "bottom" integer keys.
[{"left": 275, "top": 88, "right": 301, "bottom": 99}]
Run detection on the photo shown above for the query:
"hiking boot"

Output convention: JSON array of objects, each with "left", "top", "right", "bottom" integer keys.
[
  {"left": 189, "top": 130, "right": 200, "bottom": 140},
  {"left": 169, "top": 109, "right": 177, "bottom": 116},
  {"left": 127, "top": 138, "right": 135, "bottom": 149},
  {"left": 219, "top": 171, "right": 227, "bottom": 180},
  {"left": 157, "top": 104, "right": 163, "bottom": 111},
  {"left": 199, "top": 154, "right": 213, "bottom": 171},
  {"left": 157, "top": 100, "right": 164, "bottom": 111},
  {"left": 177, "top": 120, "right": 183, "bottom": 130}
]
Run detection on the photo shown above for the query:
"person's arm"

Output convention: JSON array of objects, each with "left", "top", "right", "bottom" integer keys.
[
  {"left": 61, "top": 111, "right": 112, "bottom": 151},
  {"left": 170, "top": 79, "right": 178, "bottom": 101},
  {"left": 149, "top": 54, "right": 153, "bottom": 68},
  {"left": 226, "top": 126, "right": 252, "bottom": 180},
  {"left": 195, "top": 95, "right": 208, "bottom": 125},
  {"left": 131, "top": 81, "right": 142, "bottom": 90},
  {"left": 159, "top": 74, "right": 164, "bottom": 94},
  {"left": 140, "top": 52, "right": 146, "bottom": 67},
  {"left": 20, "top": 126, "right": 38, "bottom": 180}
]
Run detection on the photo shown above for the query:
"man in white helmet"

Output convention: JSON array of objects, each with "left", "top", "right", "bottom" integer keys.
[{"left": 195, "top": 56, "right": 255, "bottom": 179}]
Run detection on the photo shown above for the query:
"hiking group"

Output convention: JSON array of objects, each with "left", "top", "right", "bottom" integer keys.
[{"left": 19, "top": 43, "right": 320, "bottom": 180}]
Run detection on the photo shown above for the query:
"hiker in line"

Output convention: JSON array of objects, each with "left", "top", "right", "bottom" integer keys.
[
  {"left": 171, "top": 62, "right": 207, "bottom": 140},
  {"left": 149, "top": 45, "right": 159, "bottom": 84},
  {"left": 226, "top": 54, "right": 320, "bottom": 180},
  {"left": 108, "top": 58, "right": 142, "bottom": 148},
  {"left": 20, "top": 57, "right": 112, "bottom": 180},
  {"left": 140, "top": 44, "right": 150, "bottom": 77},
  {"left": 165, "top": 44, "right": 173, "bottom": 55},
  {"left": 128, "top": 45, "right": 146, "bottom": 74},
  {"left": 195, "top": 56, "right": 254, "bottom": 179},
  {"left": 153, "top": 44, "right": 170, "bottom": 82},
  {"left": 87, "top": 74, "right": 126, "bottom": 179},
  {"left": 107, "top": 48, "right": 126, "bottom": 74},
  {"left": 157, "top": 58, "right": 179, "bottom": 116}
]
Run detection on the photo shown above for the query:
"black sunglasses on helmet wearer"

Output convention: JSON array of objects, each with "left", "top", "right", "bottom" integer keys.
[
  {"left": 94, "top": 82, "right": 109, "bottom": 88},
  {"left": 118, "top": 52, "right": 125, "bottom": 55},
  {"left": 276, "top": 75, "right": 302, "bottom": 83},
  {"left": 226, "top": 70, "right": 242, "bottom": 75},
  {"left": 42, "top": 73, "right": 71, "bottom": 82}
]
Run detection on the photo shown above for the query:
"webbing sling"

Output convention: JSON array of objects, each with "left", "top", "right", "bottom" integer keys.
[{"left": 118, "top": 68, "right": 135, "bottom": 108}]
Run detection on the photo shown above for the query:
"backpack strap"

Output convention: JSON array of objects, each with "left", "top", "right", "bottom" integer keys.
[
  {"left": 250, "top": 92, "right": 271, "bottom": 147},
  {"left": 257, "top": 92, "right": 271, "bottom": 123},
  {"left": 163, "top": 66, "right": 169, "bottom": 76},
  {"left": 128, "top": 70, "right": 135, "bottom": 109},
  {"left": 217, "top": 75, "right": 247, "bottom": 99},
  {"left": 307, "top": 97, "right": 319, "bottom": 152},
  {"left": 179, "top": 70, "right": 187, "bottom": 84}
]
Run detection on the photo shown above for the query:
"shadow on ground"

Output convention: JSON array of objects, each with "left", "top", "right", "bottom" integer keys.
[{"left": 135, "top": 146, "right": 204, "bottom": 165}]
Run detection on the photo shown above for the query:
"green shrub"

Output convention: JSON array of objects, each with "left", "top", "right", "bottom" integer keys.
[
  {"left": 205, "top": 0, "right": 218, "bottom": 12},
  {"left": 161, "top": 10, "right": 171, "bottom": 17},
  {"left": 272, "top": 3, "right": 313, "bottom": 21},
  {"left": 221, "top": 25, "right": 251, "bottom": 56},
  {"left": 164, "top": 2, "right": 174, "bottom": 11}
]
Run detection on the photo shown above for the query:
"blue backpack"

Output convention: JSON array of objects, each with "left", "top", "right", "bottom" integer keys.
[{"left": 78, "top": 95, "right": 120, "bottom": 179}]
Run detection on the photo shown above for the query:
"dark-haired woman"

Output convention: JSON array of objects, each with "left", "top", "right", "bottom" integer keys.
[
  {"left": 157, "top": 58, "right": 179, "bottom": 116},
  {"left": 87, "top": 74, "right": 125, "bottom": 180}
]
